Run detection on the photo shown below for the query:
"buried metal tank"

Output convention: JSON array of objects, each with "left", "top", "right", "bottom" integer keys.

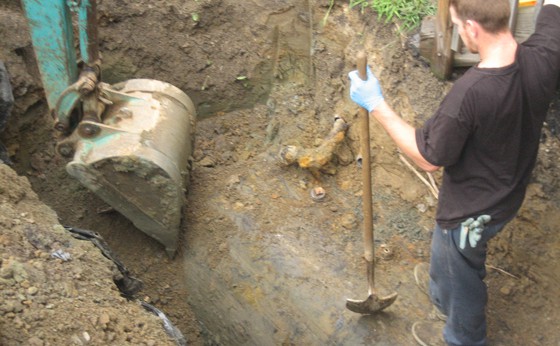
[
  {"left": 180, "top": 156, "right": 432, "bottom": 345},
  {"left": 66, "top": 79, "right": 196, "bottom": 257}
]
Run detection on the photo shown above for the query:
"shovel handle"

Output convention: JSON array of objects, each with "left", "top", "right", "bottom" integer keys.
[
  {"left": 357, "top": 52, "right": 367, "bottom": 81},
  {"left": 357, "top": 52, "right": 375, "bottom": 264}
]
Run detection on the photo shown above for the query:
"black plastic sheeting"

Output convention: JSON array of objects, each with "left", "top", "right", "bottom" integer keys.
[
  {"left": 64, "top": 226, "right": 186, "bottom": 346},
  {"left": 0, "top": 60, "right": 14, "bottom": 165}
]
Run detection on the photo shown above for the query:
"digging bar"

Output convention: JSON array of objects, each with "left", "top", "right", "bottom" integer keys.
[{"left": 346, "top": 51, "right": 398, "bottom": 314}]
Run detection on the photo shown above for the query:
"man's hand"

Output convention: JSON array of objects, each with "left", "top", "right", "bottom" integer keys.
[{"left": 348, "top": 66, "right": 384, "bottom": 113}]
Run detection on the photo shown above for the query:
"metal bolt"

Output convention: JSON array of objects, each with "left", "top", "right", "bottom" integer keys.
[
  {"left": 54, "top": 122, "right": 67, "bottom": 132},
  {"left": 79, "top": 124, "right": 100, "bottom": 137}
]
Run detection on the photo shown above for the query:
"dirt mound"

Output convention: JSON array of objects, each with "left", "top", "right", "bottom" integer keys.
[{"left": 0, "top": 164, "right": 179, "bottom": 345}]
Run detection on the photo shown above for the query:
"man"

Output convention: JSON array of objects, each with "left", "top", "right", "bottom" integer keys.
[{"left": 348, "top": 0, "right": 560, "bottom": 345}]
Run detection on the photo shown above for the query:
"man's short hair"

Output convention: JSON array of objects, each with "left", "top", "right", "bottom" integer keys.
[{"left": 450, "top": 0, "right": 511, "bottom": 33}]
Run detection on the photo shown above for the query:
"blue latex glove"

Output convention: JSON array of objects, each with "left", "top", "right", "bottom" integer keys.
[
  {"left": 459, "top": 215, "right": 491, "bottom": 249},
  {"left": 348, "top": 66, "right": 384, "bottom": 113}
]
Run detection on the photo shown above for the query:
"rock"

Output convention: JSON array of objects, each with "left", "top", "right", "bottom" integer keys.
[
  {"left": 106, "top": 332, "right": 116, "bottom": 342},
  {"left": 0, "top": 266, "right": 12, "bottom": 279},
  {"left": 226, "top": 174, "right": 240, "bottom": 187},
  {"left": 199, "top": 156, "right": 216, "bottom": 167},
  {"left": 339, "top": 180, "right": 353, "bottom": 191},
  {"left": 0, "top": 258, "right": 27, "bottom": 282},
  {"left": 30, "top": 152, "right": 47, "bottom": 172},
  {"left": 1, "top": 301, "right": 14, "bottom": 314},
  {"left": 416, "top": 203, "right": 427, "bottom": 213},
  {"left": 500, "top": 286, "right": 512, "bottom": 296},
  {"left": 14, "top": 316, "right": 25, "bottom": 329},
  {"left": 64, "top": 281, "right": 78, "bottom": 298},
  {"left": 99, "top": 312, "right": 111, "bottom": 326},
  {"left": 27, "top": 336, "right": 44, "bottom": 346},
  {"left": 13, "top": 301, "right": 24, "bottom": 313},
  {"left": 340, "top": 213, "right": 357, "bottom": 230},
  {"left": 70, "top": 334, "right": 83, "bottom": 345}
]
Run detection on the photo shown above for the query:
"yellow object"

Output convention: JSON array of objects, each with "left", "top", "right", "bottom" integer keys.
[{"left": 519, "top": 0, "right": 536, "bottom": 7}]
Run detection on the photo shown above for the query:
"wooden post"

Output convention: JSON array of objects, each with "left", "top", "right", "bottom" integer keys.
[
  {"left": 509, "top": 0, "right": 520, "bottom": 33},
  {"left": 419, "top": 0, "right": 539, "bottom": 72},
  {"left": 431, "top": 0, "right": 454, "bottom": 80}
]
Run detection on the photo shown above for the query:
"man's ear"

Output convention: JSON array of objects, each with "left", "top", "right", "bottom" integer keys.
[{"left": 465, "top": 19, "right": 478, "bottom": 39}]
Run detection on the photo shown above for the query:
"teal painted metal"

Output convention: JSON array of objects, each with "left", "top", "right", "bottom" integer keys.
[
  {"left": 54, "top": 83, "right": 82, "bottom": 130},
  {"left": 77, "top": 1, "right": 92, "bottom": 64},
  {"left": 77, "top": 0, "right": 99, "bottom": 65},
  {"left": 21, "top": 0, "right": 78, "bottom": 111}
]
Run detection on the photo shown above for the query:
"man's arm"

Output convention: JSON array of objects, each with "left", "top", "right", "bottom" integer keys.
[
  {"left": 349, "top": 67, "right": 440, "bottom": 172},
  {"left": 371, "top": 101, "right": 440, "bottom": 172}
]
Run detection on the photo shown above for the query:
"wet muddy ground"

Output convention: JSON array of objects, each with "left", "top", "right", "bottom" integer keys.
[{"left": 1, "top": 0, "right": 560, "bottom": 345}]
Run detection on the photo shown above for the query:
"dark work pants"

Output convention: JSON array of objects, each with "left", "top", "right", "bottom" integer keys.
[{"left": 429, "top": 221, "right": 507, "bottom": 346}]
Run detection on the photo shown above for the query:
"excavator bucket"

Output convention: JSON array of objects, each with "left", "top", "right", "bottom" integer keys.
[
  {"left": 66, "top": 79, "right": 196, "bottom": 257},
  {"left": 21, "top": 0, "right": 196, "bottom": 256}
]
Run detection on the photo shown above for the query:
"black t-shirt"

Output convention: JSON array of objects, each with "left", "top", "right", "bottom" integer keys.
[{"left": 416, "top": 5, "right": 560, "bottom": 229}]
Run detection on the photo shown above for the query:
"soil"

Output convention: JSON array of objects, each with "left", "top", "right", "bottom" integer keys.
[{"left": 1, "top": 0, "right": 560, "bottom": 345}]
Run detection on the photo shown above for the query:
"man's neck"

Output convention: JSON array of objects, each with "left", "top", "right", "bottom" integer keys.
[{"left": 477, "top": 32, "right": 518, "bottom": 69}]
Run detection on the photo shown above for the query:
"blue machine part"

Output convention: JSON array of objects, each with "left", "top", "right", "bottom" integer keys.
[
  {"left": 77, "top": 0, "right": 99, "bottom": 66},
  {"left": 21, "top": 0, "right": 78, "bottom": 112}
]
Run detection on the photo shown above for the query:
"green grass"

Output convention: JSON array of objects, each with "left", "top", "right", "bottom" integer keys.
[
  {"left": 322, "top": 0, "right": 336, "bottom": 27},
  {"left": 349, "top": 0, "right": 436, "bottom": 31}
]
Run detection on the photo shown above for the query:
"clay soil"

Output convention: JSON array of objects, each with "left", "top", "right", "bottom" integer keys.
[{"left": 1, "top": 0, "right": 560, "bottom": 345}]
